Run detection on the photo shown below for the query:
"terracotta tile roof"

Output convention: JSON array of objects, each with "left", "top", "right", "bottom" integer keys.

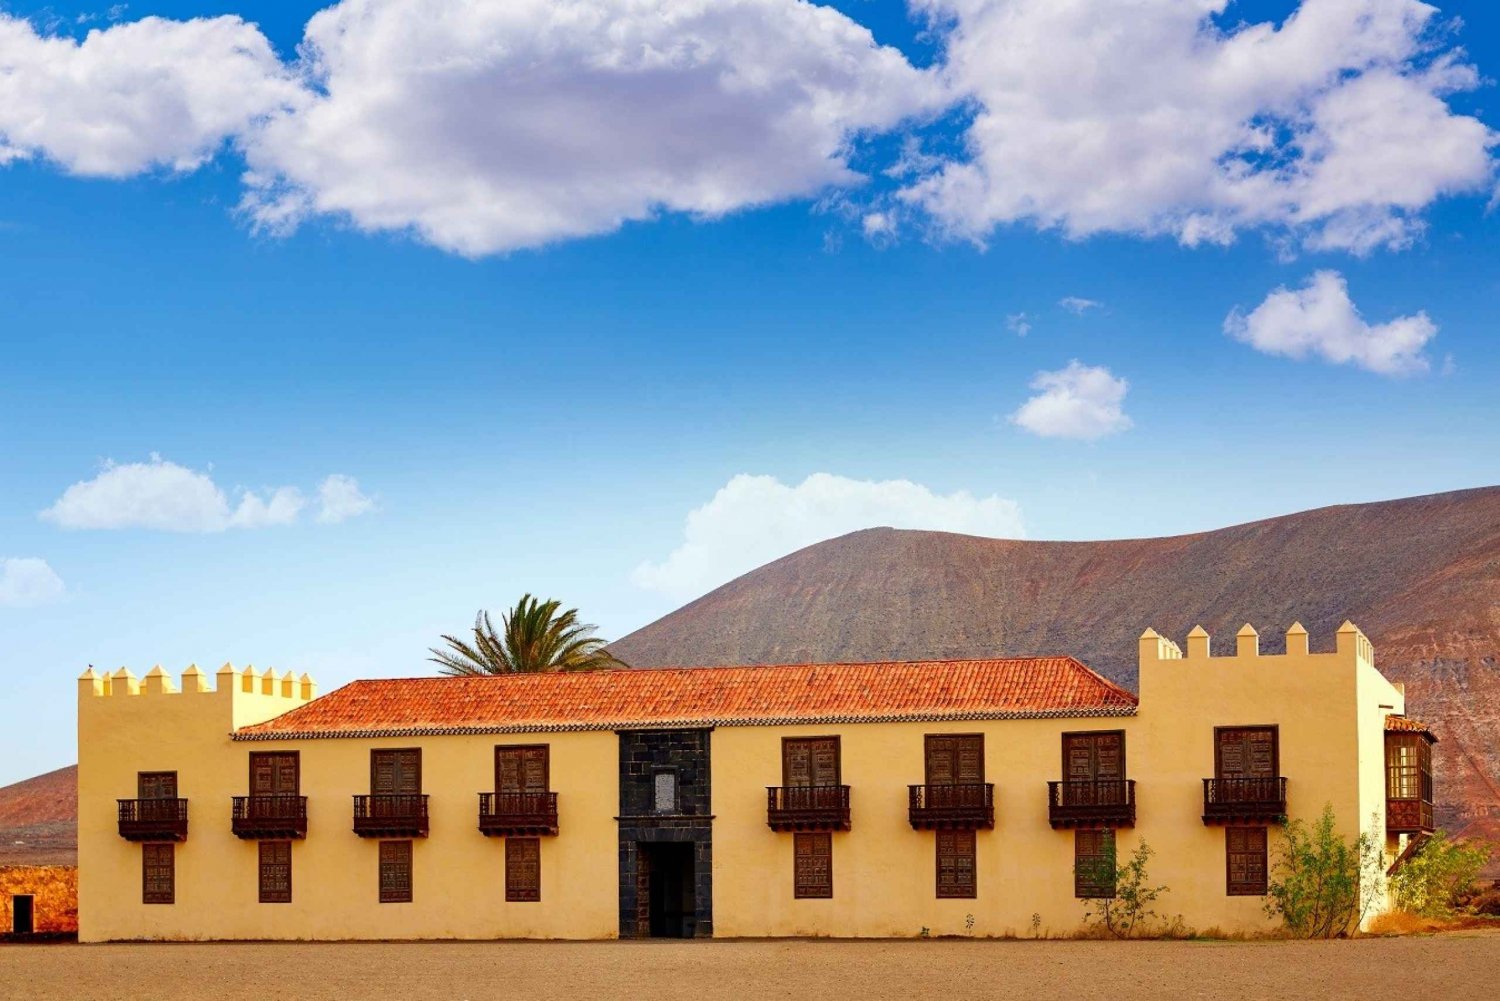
[
  {"left": 1385, "top": 714, "right": 1438, "bottom": 741},
  {"left": 233, "top": 657, "right": 1138, "bottom": 740}
]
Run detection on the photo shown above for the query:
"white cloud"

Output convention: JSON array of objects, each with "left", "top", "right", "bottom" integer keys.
[
  {"left": 1224, "top": 270, "right": 1436, "bottom": 376},
  {"left": 1059, "top": 296, "right": 1101, "bottom": 315},
  {"left": 903, "top": 0, "right": 1497, "bottom": 253},
  {"left": 38, "top": 455, "right": 372, "bottom": 532},
  {"left": 1006, "top": 312, "right": 1031, "bottom": 336},
  {"left": 0, "top": 558, "right": 66, "bottom": 607},
  {"left": 632, "top": 472, "right": 1024, "bottom": 599},
  {"left": 0, "top": 13, "right": 301, "bottom": 176},
  {"left": 239, "top": 0, "right": 945, "bottom": 255},
  {"left": 1010, "top": 360, "right": 1131, "bottom": 440},
  {"left": 316, "top": 474, "right": 376, "bottom": 524}
]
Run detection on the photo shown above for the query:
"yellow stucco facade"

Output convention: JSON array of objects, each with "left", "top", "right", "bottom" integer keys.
[{"left": 77, "top": 622, "right": 1417, "bottom": 942}]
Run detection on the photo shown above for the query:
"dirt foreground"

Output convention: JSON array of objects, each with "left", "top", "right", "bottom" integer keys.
[{"left": 4, "top": 932, "right": 1497, "bottom": 1001}]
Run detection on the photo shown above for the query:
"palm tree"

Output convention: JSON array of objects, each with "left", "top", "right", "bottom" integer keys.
[{"left": 429, "top": 594, "right": 627, "bottom": 676}]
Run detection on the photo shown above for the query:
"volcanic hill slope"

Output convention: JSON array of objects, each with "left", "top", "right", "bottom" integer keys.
[
  {"left": 0, "top": 765, "right": 77, "bottom": 865},
  {"left": 612, "top": 486, "right": 1500, "bottom": 844}
]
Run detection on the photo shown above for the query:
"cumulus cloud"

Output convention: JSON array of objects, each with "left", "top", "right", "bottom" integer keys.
[
  {"left": 1006, "top": 312, "right": 1031, "bottom": 337},
  {"left": 1059, "top": 296, "right": 1101, "bottom": 315},
  {"left": 316, "top": 474, "right": 377, "bottom": 524},
  {"left": 903, "top": 0, "right": 1497, "bottom": 253},
  {"left": 0, "top": 558, "right": 66, "bottom": 607},
  {"left": 1010, "top": 361, "right": 1131, "bottom": 440},
  {"left": 239, "top": 0, "right": 945, "bottom": 255},
  {"left": 632, "top": 472, "right": 1024, "bottom": 599},
  {"left": 1225, "top": 270, "right": 1437, "bottom": 376},
  {"left": 0, "top": 13, "right": 301, "bottom": 176},
  {"left": 39, "top": 455, "right": 373, "bottom": 532}
]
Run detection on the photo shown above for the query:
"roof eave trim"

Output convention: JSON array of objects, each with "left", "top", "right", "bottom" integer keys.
[{"left": 232, "top": 704, "right": 1139, "bottom": 741}]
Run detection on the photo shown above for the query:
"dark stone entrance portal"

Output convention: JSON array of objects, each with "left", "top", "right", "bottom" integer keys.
[{"left": 617, "top": 729, "right": 712, "bottom": 938}]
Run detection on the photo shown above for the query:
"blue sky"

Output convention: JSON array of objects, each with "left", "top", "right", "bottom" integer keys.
[{"left": 1, "top": 0, "right": 1498, "bottom": 783}]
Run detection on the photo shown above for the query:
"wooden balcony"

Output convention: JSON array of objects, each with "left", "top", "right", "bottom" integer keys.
[
  {"left": 1047, "top": 779, "right": 1136, "bottom": 829},
  {"left": 230, "top": 795, "right": 308, "bottom": 839},
  {"left": 353, "top": 794, "right": 430, "bottom": 838},
  {"left": 766, "top": 785, "right": 851, "bottom": 832},
  {"left": 1202, "top": 777, "right": 1288, "bottom": 824},
  {"left": 117, "top": 798, "right": 188, "bottom": 842},
  {"left": 477, "top": 791, "right": 558, "bottom": 837},
  {"left": 908, "top": 783, "right": 995, "bottom": 830},
  {"left": 1387, "top": 797, "right": 1435, "bottom": 835}
]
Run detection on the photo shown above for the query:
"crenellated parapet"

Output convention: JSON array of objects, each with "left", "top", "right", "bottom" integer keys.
[
  {"left": 1138, "top": 620, "right": 1375, "bottom": 669},
  {"left": 78, "top": 663, "right": 316, "bottom": 733}
]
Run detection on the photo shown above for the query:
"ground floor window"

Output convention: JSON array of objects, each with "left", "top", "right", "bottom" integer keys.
[
  {"left": 1226, "top": 827, "right": 1268, "bottom": 896},
  {"left": 936, "top": 829, "right": 977, "bottom": 899},
  {"left": 506, "top": 837, "right": 541, "bottom": 902},
  {"left": 793, "top": 832, "right": 833, "bottom": 899},
  {"left": 143, "top": 843, "right": 174, "bottom": 904},
  {"left": 1074, "top": 829, "right": 1116, "bottom": 899},
  {"left": 259, "top": 840, "right": 292, "bottom": 903},
  {"left": 380, "top": 840, "right": 413, "bottom": 903}
]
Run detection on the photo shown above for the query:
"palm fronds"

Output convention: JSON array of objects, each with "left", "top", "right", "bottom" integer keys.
[{"left": 429, "top": 594, "right": 627, "bottom": 676}]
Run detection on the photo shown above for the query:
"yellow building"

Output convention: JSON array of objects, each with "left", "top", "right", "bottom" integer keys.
[{"left": 76, "top": 621, "right": 1436, "bottom": 942}]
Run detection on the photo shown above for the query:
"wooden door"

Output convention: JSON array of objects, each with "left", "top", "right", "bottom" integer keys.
[
  {"left": 496, "top": 746, "right": 549, "bottom": 792},
  {"left": 1216, "top": 727, "right": 1277, "bottom": 779},
  {"left": 138, "top": 771, "right": 177, "bottom": 799},
  {"left": 784, "top": 737, "right": 840, "bottom": 787},
  {"left": 250, "top": 752, "right": 299, "bottom": 795},
  {"left": 925, "top": 735, "right": 984, "bottom": 784},
  {"left": 372, "top": 749, "right": 421, "bottom": 794}
]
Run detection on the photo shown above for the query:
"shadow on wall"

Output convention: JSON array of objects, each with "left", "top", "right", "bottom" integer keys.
[{"left": 1, "top": 865, "right": 78, "bottom": 936}]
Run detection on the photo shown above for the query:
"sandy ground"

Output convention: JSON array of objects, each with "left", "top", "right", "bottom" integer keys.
[{"left": 3, "top": 932, "right": 1497, "bottom": 1001}]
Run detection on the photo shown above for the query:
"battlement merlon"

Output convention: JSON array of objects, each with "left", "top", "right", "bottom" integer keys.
[
  {"left": 77, "top": 663, "right": 316, "bottom": 730},
  {"left": 1137, "top": 620, "right": 1377, "bottom": 670}
]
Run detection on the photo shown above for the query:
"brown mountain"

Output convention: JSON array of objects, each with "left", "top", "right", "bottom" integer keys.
[
  {"left": 611, "top": 486, "right": 1500, "bottom": 849},
  {"left": 0, "top": 765, "right": 77, "bottom": 865}
]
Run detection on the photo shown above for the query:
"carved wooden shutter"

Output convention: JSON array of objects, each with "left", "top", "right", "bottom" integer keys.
[
  {"left": 521, "top": 748, "right": 547, "bottom": 791},
  {"left": 810, "top": 738, "right": 839, "bottom": 786},
  {"left": 1226, "top": 827, "right": 1268, "bottom": 895},
  {"left": 379, "top": 840, "right": 413, "bottom": 903},
  {"left": 497, "top": 747, "right": 548, "bottom": 793},
  {"left": 506, "top": 838, "right": 541, "bottom": 902},
  {"left": 1217, "top": 728, "right": 1276, "bottom": 779},
  {"left": 936, "top": 829, "right": 977, "bottom": 899},
  {"left": 956, "top": 736, "right": 984, "bottom": 783},
  {"left": 926, "top": 738, "right": 956, "bottom": 785},
  {"left": 1073, "top": 829, "right": 1116, "bottom": 899},
  {"left": 784, "top": 740, "right": 813, "bottom": 787},
  {"left": 258, "top": 841, "right": 292, "bottom": 903},
  {"left": 250, "top": 754, "right": 276, "bottom": 795},
  {"left": 1065, "top": 734, "right": 1096, "bottom": 781},
  {"left": 1092, "top": 732, "right": 1123, "bottom": 780},
  {"left": 793, "top": 832, "right": 833, "bottom": 898},
  {"left": 926, "top": 735, "right": 984, "bottom": 784},
  {"left": 373, "top": 750, "right": 420, "bottom": 794},
  {"left": 251, "top": 752, "right": 299, "bottom": 795},
  {"left": 138, "top": 772, "right": 177, "bottom": 800},
  {"left": 142, "top": 843, "right": 174, "bottom": 904}
]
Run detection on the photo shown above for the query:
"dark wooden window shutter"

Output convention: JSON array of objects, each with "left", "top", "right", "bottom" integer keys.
[
  {"left": 372, "top": 749, "right": 421, "bottom": 795},
  {"left": 138, "top": 772, "right": 177, "bottom": 800},
  {"left": 1063, "top": 731, "right": 1126, "bottom": 782},
  {"left": 925, "top": 735, "right": 984, "bottom": 785},
  {"left": 497, "top": 746, "right": 549, "bottom": 793},
  {"left": 1226, "top": 827, "right": 1269, "bottom": 895},
  {"left": 1073, "top": 829, "right": 1116, "bottom": 899},
  {"left": 250, "top": 752, "right": 300, "bottom": 795},
  {"left": 784, "top": 737, "right": 840, "bottom": 788},
  {"left": 142, "top": 843, "right": 175, "bottom": 904},
  {"left": 936, "top": 829, "right": 977, "bottom": 899},
  {"left": 793, "top": 832, "right": 833, "bottom": 898},
  {"left": 379, "top": 841, "right": 413, "bottom": 903},
  {"left": 1216, "top": 728, "right": 1278, "bottom": 779},
  {"left": 506, "top": 838, "right": 541, "bottom": 902},
  {"left": 258, "top": 840, "right": 292, "bottom": 903}
]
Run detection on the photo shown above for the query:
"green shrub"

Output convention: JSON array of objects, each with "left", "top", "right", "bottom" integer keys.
[
  {"left": 1265, "top": 805, "right": 1385, "bottom": 938},
  {"left": 1081, "top": 840, "right": 1168, "bottom": 939},
  {"left": 1390, "top": 832, "right": 1494, "bottom": 916}
]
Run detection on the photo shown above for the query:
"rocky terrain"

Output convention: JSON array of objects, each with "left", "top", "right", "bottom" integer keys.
[
  {"left": 0, "top": 765, "right": 77, "bottom": 865},
  {"left": 612, "top": 487, "right": 1500, "bottom": 855}
]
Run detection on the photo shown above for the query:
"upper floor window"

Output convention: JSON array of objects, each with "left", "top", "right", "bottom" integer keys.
[
  {"left": 1215, "top": 727, "right": 1278, "bottom": 780},
  {"left": 372, "top": 749, "right": 421, "bottom": 795},
  {"left": 925, "top": 734, "right": 984, "bottom": 785},
  {"left": 1063, "top": 731, "right": 1125, "bottom": 783},
  {"left": 138, "top": 771, "right": 177, "bottom": 800},
  {"left": 1385, "top": 734, "right": 1431, "bottom": 801},
  {"left": 496, "top": 745, "right": 549, "bottom": 794},
  {"left": 783, "top": 737, "right": 841, "bottom": 788},
  {"left": 249, "top": 752, "right": 299, "bottom": 796}
]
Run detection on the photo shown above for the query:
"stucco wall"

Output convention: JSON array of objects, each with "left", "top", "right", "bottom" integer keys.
[
  {"left": 1, "top": 865, "right": 78, "bottom": 934},
  {"left": 78, "top": 622, "right": 1403, "bottom": 940}
]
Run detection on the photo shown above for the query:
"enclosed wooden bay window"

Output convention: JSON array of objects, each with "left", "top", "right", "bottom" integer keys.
[{"left": 1385, "top": 722, "right": 1436, "bottom": 834}]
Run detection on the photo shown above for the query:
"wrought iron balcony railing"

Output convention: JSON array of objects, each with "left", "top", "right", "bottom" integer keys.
[
  {"left": 1202, "top": 777, "right": 1288, "bottom": 825},
  {"left": 230, "top": 795, "right": 308, "bottom": 839},
  {"left": 478, "top": 791, "right": 559, "bottom": 837},
  {"left": 353, "top": 794, "right": 429, "bottom": 838}
]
